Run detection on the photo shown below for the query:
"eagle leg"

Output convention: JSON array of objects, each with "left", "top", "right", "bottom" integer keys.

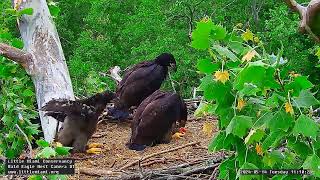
[{"left": 86, "top": 147, "right": 102, "bottom": 154}]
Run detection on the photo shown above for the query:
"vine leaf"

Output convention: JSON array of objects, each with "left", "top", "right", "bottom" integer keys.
[
  {"left": 302, "top": 154, "right": 320, "bottom": 177},
  {"left": 292, "top": 114, "right": 319, "bottom": 140},
  {"left": 226, "top": 116, "right": 253, "bottom": 138},
  {"left": 292, "top": 90, "right": 319, "bottom": 108}
]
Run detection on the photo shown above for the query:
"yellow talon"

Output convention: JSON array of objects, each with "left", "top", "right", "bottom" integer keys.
[
  {"left": 86, "top": 147, "right": 102, "bottom": 154},
  {"left": 172, "top": 132, "right": 185, "bottom": 139},
  {"left": 88, "top": 143, "right": 104, "bottom": 149},
  {"left": 55, "top": 142, "right": 63, "bottom": 147}
]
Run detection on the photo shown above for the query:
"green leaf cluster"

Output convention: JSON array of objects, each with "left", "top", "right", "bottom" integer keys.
[{"left": 192, "top": 18, "right": 320, "bottom": 179}]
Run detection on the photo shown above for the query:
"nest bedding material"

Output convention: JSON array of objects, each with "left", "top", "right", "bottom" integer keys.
[{"left": 69, "top": 117, "right": 220, "bottom": 180}]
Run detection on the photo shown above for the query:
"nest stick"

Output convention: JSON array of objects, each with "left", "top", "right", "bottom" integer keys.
[{"left": 119, "top": 141, "right": 200, "bottom": 170}]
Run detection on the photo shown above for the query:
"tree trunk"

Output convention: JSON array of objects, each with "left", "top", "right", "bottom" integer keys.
[{"left": 12, "top": 0, "right": 74, "bottom": 143}]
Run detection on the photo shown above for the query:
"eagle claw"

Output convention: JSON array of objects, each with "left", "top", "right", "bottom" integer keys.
[
  {"left": 88, "top": 143, "right": 104, "bottom": 149},
  {"left": 172, "top": 132, "right": 186, "bottom": 139},
  {"left": 86, "top": 147, "right": 102, "bottom": 154}
]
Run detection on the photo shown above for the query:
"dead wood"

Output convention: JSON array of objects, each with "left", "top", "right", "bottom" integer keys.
[{"left": 119, "top": 141, "right": 200, "bottom": 170}]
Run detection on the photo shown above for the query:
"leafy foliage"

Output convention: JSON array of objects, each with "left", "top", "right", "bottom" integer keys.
[{"left": 192, "top": 18, "right": 320, "bottom": 179}]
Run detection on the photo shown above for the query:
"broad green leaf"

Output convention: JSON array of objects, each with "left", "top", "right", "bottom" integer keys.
[
  {"left": 5, "top": 8, "right": 17, "bottom": 16},
  {"left": 292, "top": 114, "right": 319, "bottom": 140},
  {"left": 211, "top": 25, "right": 226, "bottom": 40},
  {"left": 196, "top": 58, "right": 218, "bottom": 74},
  {"left": 18, "top": 8, "right": 34, "bottom": 16},
  {"left": 238, "top": 83, "right": 260, "bottom": 97},
  {"left": 219, "top": 156, "right": 237, "bottom": 180},
  {"left": 55, "top": 147, "right": 72, "bottom": 156},
  {"left": 22, "top": 89, "right": 34, "bottom": 97},
  {"left": 262, "top": 150, "right": 283, "bottom": 168},
  {"left": 229, "top": 41, "right": 244, "bottom": 54},
  {"left": 267, "top": 110, "right": 294, "bottom": 132},
  {"left": 266, "top": 93, "right": 285, "bottom": 108},
  {"left": 287, "top": 136, "right": 312, "bottom": 159},
  {"left": 234, "top": 62, "right": 279, "bottom": 90},
  {"left": 262, "top": 130, "right": 286, "bottom": 151},
  {"left": 292, "top": 90, "right": 319, "bottom": 108},
  {"left": 37, "top": 147, "right": 56, "bottom": 158},
  {"left": 36, "top": 139, "right": 50, "bottom": 148},
  {"left": 208, "top": 131, "right": 226, "bottom": 152},
  {"left": 302, "top": 154, "right": 320, "bottom": 177},
  {"left": 244, "top": 128, "right": 265, "bottom": 145},
  {"left": 253, "top": 112, "right": 273, "bottom": 128},
  {"left": 226, "top": 115, "right": 253, "bottom": 138},
  {"left": 191, "top": 20, "right": 215, "bottom": 50},
  {"left": 285, "top": 76, "right": 313, "bottom": 96},
  {"left": 212, "top": 44, "right": 239, "bottom": 61}
]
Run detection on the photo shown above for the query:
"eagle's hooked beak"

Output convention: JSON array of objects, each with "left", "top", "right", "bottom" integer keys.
[{"left": 170, "top": 63, "right": 177, "bottom": 72}]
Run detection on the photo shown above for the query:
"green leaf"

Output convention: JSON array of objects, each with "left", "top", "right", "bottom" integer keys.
[
  {"left": 211, "top": 25, "right": 227, "bottom": 40},
  {"left": 196, "top": 58, "right": 218, "bottom": 74},
  {"left": 5, "top": 8, "right": 17, "bottom": 16},
  {"left": 22, "top": 89, "right": 34, "bottom": 97},
  {"left": 37, "top": 147, "right": 56, "bottom": 158},
  {"left": 262, "top": 150, "right": 284, "bottom": 168},
  {"left": 49, "top": 5, "right": 60, "bottom": 17},
  {"left": 234, "top": 62, "right": 279, "bottom": 91},
  {"left": 55, "top": 146, "right": 72, "bottom": 156},
  {"left": 219, "top": 156, "right": 237, "bottom": 180},
  {"left": 191, "top": 19, "right": 215, "bottom": 50},
  {"left": 226, "top": 116, "right": 253, "bottom": 138},
  {"left": 244, "top": 128, "right": 265, "bottom": 145},
  {"left": 287, "top": 136, "right": 312, "bottom": 159},
  {"left": 208, "top": 131, "right": 226, "bottom": 152},
  {"left": 302, "top": 154, "right": 320, "bottom": 177},
  {"left": 18, "top": 8, "right": 34, "bottom": 16},
  {"left": 36, "top": 139, "right": 50, "bottom": 148},
  {"left": 285, "top": 76, "right": 313, "bottom": 96},
  {"left": 212, "top": 44, "right": 239, "bottom": 61},
  {"left": 262, "top": 130, "right": 286, "bottom": 151},
  {"left": 292, "top": 114, "right": 319, "bottom": 140},
  {"left": 253, "top": 112, "right": 273, "bottom": 128},
  {"left": 11, "top": 38, "right": 24, "bottom": 49},
  {"left": 238, "top": 83, "right": 260, "bottom": 97},
  {"left": 292, "top": 90, "right": 319, "bottom": 108},
  {"left": 267, "top": 110, "right": 294, "bottom": 132},
  {"left": 316, "top": 47, "right": 320, "bottom": 59}
]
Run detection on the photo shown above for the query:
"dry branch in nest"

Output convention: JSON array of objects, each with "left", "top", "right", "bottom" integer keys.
[
  {"left": 93, "top": 151, "right": 229, "bottom": 180},
  {"left": 284, "top": 0, "right": 320, "bottom": 42}
]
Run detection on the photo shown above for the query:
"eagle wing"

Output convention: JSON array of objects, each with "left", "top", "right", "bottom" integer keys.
[{"left": 41, "top": 99, "right": 94, "bottom": 122}]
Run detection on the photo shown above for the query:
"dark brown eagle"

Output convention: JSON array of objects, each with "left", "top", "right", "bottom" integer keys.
[
  {"left": 41, "top": 90, "right": 115, "bottom": 153},
  {"left": 126, "top": 90, "right": 187, "bottom": 151},
  {"left": 108, "top": 53, "right": 177, "bottom": 121}
]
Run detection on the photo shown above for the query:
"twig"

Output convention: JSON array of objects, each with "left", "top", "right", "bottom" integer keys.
[
  {"left": 208, "top": 164, "right": 219, "bottom": 180},
  {"left": 110, "top": 159, "right": 117, "bottom": 168},
  {"left": 141, "top": 158, "right": 166, "bottom": 167},
  {"left": 15, "top": 124, "right": 33, "bottom": 158},
  {"left": 119, "top": 141, "right": 200, "bottom": 170},
  {"left": 152, "top": 172, "right": 200, "bottom": 180},
  {"left": 179, "top": 163, "right": 220, "bottom": 177},
  {"left": 80, "top": 168, "right": 122, "bottom": 177},
  {"left": 168, "top": 72, "right": 176, "bottom": 93}
]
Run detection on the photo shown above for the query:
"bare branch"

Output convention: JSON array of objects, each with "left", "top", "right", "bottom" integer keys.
[
  {"left": 109, "top": 66, "right": 122, "bottom": 83},
  {"left": 15, "top": 124, "right": 33, "bottom": 158},
  {"left": 284, "top": 0, "right": 307, "bottom": 15},
  {"left": 0, "top": 43, "right": 32, "bottom": 66}
]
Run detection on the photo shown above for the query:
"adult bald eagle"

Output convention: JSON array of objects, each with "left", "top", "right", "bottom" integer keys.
[
  {"left": 108, "top": 53, "right": 177, "bottom": 121},
  {"left": 126, "top": 90, "right": 187, "bottom": 151},
  {"left": 41, "top": 90, "right": 115, "bottom": 153}
]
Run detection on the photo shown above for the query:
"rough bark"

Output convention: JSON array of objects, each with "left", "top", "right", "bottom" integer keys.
[
  {"left": 284, "top": 0, "right": 320, "bottom": 42},
  {"left": 10, "top": 0, "right": 75, "bottom": 142}
]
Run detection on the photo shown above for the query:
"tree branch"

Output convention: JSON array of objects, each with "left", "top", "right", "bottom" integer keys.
[
  {"left": 0, "top": 43, "right": 32, "bottom": 66},
  {"left": 284, "top": 0, "right": 320, "bottom": 41}
]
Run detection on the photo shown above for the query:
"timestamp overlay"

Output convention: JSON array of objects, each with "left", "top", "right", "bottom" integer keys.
[
  {"left": 240, "top": 169, "right": 312, "bottom": 176},
  {"left": 5, "top": 159, "right": 75, "bottom": 175}
]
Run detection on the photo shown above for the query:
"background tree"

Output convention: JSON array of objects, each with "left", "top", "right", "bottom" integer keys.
[{"left": 1, "top": 0, "right": 74, "bottom": 143}]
